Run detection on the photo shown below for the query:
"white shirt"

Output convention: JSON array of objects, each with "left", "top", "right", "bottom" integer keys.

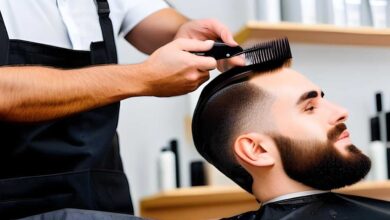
[
  {"left": 262, "top": 190, "right": 328, "bottom": 205},
  {"left": 0, "top": 0, "right": 168, "bottom": 50}
]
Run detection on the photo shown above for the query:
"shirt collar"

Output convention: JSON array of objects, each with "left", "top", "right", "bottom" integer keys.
[{"left": 262, "top": 190, "right": 329, "bottom": 205}]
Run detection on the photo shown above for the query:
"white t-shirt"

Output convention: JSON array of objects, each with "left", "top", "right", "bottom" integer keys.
[{"left": 0, "top": 0, "right": 168, "bottom": 50}]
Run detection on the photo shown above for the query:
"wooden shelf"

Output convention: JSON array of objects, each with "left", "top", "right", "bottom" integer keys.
[
  {"left": 140, "top": 181, "right": 390, "bottom": 220},
  {"left": 235, "top": 21, "right": 390, "bottom": 47},
  {"left": 140, "top": 185, "right": 258, "bottom": 220}
]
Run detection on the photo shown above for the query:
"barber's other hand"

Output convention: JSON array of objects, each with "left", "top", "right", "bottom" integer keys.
[
  {"left": 175, "top": 19, "right": 245, "bottom": 72},
  {"left": 141, "top": 38, "right": 216, "bottom": 97}
]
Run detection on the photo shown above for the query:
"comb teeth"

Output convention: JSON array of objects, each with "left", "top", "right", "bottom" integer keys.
[{"left": 243, "top": 37, "right": 291, "bottom": 65}]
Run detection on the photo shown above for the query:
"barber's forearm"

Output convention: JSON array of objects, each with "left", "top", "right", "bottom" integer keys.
[
  {"left": 0, "top": 38, "right": 218, "bottom": 123},
  {"left": 126, "top": 8, "right": 189, "bottom": 54},
  {"left": 0, "top": 65, "right": 146, "bottom": 122}
]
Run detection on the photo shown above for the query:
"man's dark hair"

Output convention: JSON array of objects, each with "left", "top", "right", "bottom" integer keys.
[{"left": 192, "top": 59, "right": 291, "bottom": 193}]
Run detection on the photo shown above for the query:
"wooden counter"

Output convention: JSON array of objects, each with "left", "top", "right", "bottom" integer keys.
[{"left": 140, "top": 181, "right": 390, "bottom": 220}]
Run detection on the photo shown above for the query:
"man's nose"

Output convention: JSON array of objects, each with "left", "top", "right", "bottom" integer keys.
[{"left": 327, "top": 101, "right": 349, "bottom": 125}]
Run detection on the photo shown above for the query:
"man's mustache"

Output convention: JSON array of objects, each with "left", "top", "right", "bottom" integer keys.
[{"left": 327, "top": 123, "right": 347, "bottom": 142}]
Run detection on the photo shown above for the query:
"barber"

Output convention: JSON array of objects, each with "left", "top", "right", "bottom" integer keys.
[{"left": 0, "top": 0, "right": 243, "bottom": 219}]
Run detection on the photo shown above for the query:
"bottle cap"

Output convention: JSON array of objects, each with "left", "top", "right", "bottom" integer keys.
[
  {"left": 170, "top": 139, "right": 181, "bottom": 188},
  {"left": 376, "top": 92, "right": 383, "bottom": 112},
  {"left": 161, "top": 147, "right": 170, "bottom": 152},
  {"left": 386, "top": 112, "right": 390, "bottom": 141},
  {"left": 371, "top": 116, "right": 381, "bottom": 142}
]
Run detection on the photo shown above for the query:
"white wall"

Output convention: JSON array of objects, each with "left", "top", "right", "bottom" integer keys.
[{"left": 115, "top": 0, "right": 390, "bottom": 214}]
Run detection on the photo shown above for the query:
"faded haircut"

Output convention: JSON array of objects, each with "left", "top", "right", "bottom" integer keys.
[{"left": 192, "top": 59, "right": 291, "bottom": 193}]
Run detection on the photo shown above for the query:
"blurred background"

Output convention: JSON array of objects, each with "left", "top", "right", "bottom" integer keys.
[{"left": 115, "top": 0, "right": 390, "bottom": 215}]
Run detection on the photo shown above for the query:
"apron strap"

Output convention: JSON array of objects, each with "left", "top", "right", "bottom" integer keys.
[
  {"left": 0, "top": 11, "right": 9, "bottom": 65},
  {"left": 94, "top": 0, "right": 118, "bottom": 64}
]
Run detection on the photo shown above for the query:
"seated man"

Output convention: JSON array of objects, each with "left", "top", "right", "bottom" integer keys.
[{"left": 192, "top": 39, "right": 390, "bottom": 220}]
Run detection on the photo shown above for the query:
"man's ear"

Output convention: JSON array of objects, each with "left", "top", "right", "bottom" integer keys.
[{"left": 234, "top": 133, "right": 275, "bottom": 167}]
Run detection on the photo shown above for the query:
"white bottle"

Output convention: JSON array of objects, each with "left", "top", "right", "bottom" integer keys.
[
  {"left": 369, "top": 0, "right": 388, "bottom": 28},
  {"left": 158, "top": 148, "right": 177, "bottom": 191},
  {"left": 281, "top": 0, "right": 317, "bottom": 24},
  {"left": 369, "top": 114, "right": 388, "bottom": 180},
  {"left": 345, "top": 0, "right": 362, "bottom": 27},
  {"left": 255, "top": 0, "right": 281, "bottom": 22},
  {"left": 332, "top": 0, "right": 347, "bottom": 26},
  {"left": 370, "top": 141, "right": 388, "bottom": 180},
  {"left": 301, "top": 0, "right": 317, "bottom": 24}
]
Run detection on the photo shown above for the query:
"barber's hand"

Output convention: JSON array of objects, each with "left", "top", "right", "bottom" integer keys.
[
  {"left": 141, "top": 38, "right": 216, "bottom": 97},
  {"left": 175, "top": 19, "right": 245, "bottom": 72}
]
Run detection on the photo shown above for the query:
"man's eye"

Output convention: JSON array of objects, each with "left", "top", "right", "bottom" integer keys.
[{"left": 305, "top": 106, "right": 315, "bottom": 111}]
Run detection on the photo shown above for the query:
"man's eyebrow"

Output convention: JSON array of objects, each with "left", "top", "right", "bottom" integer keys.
[{"left": 296, "top": 90, "right": 324, "bottom": 105}]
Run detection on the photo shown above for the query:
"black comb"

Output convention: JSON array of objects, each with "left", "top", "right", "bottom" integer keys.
[
  {"left": 244, "top": 37, "right": 291, "bottom": 65},
  {"left": 191, "top": 37, "right": 292, "bottom": 159},
  {"left": 191, "top": 37, "right": 291, "bottom": 66}
]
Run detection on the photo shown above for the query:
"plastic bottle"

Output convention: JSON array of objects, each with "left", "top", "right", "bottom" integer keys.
[
  {"left": 170, "top": 139, "right": 181, "bottom": 188},
  {"left": 385, "top": 112, "right": 390, "bottom": 179},
  {"left": 369, "top": 116, "right": 388, "bottom": 180},
  {"left": 158, "top": 147, "right": 177, "bottom": 191}
]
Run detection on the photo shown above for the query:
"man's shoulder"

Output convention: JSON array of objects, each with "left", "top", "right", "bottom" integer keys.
[
  {"left": 332, "top": 192, "right": 390, "bottom": 207},
  {"left": 219, "top": 193, "right": 390, "bottom": 220},
  {"left": 293, "top": 193, "right": 390, "bottom": 219}
]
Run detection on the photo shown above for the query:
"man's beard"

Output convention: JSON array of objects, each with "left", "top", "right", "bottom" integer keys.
[{"left": 271, "top": 123, "right": 371, "bottom": 190}]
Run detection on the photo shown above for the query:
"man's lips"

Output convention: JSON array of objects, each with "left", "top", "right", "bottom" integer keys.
[
  {"left": 336, "top": 130, "right": 349, "bottom": 145},
  {"left": 328, "top": 123, "right": 348, "bottom": 142},
  {"left": 334, "top": 130, "right": 353, "bottom": 155},
  {"left": 337, "top": 130, "right": 350, "bottom": 141},
  {"left": 338, "top": 130, "right": 350, "bottom": 140}
]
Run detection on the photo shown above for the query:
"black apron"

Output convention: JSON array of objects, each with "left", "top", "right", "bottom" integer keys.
[{"left": 0, "top": 1, "right": 133, "bottom": 219}]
